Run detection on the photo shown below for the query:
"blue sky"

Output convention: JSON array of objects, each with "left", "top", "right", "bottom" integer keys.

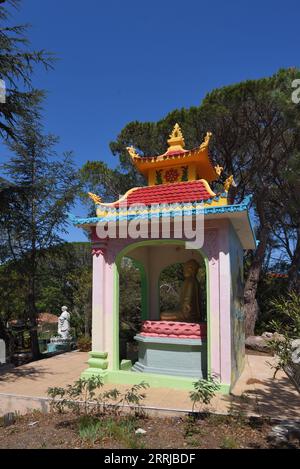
[{"left": 1, "top": 0, "right": 299, "bottom": 241}]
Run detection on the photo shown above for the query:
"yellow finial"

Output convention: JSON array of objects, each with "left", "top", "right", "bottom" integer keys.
[
  {"left": 199, "top": 131, "right": 212, "bottom": 150},
  {"left": 224, "top": 175, "right": 234, "bottom": 193},
  {"left": 214, "top": 164, "right": 223, "bottom": 176},
  {"left": 88, "top": 192, "right": 102, "bottom": 204},
  {"left": 167, "top": 123, "right": 185, "bottom": 151},
  {"left": 126, "top": 146, "right": 141, "bottom": 160}
]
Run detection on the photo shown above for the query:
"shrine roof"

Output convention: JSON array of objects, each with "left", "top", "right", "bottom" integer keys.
[
  {"left": 109, "top": 179, "right": 215, "bottom": 208},
  {"left": 126, "top": 124, "right": 219, "bottom": 183},
  {"left": 70, "top": 195, "right": 257, "bottom": 250}
]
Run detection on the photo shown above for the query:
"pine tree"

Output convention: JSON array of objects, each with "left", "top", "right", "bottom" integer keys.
[
  {"left": 0, "top": 0, "right": 54, "bottom": 139},
  {"left": 2, "top": 112, "right": 79, "bottom": 358}
]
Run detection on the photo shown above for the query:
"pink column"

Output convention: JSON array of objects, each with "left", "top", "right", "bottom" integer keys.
[
  {"left": 91, "top": 244, "right": 106, "bottom": 352},
  {"left": 218, "top": 222, "right": 232, "bottom": 385},
  {"left": 204, "top": 229, "right": 221, "bottom": 380}
]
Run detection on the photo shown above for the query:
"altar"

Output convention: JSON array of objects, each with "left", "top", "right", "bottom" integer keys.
[
  {"left": 132, "top": 321, "right": 207, "bottom": 378},
  {"left": 71, "top": 124, "right": 256, "bottom": 392}
]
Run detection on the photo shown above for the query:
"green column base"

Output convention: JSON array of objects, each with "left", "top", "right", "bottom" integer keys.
[{"left": 81, "top": 351, "right": 109, "bottom": 381}]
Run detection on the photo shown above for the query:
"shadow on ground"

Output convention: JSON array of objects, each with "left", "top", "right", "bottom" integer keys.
[
  {"left": 0, "top": 365, "right": 53, "bottom": 383},
  {"left": 228, "top": 375, "right": 300, "bottom": 420}
]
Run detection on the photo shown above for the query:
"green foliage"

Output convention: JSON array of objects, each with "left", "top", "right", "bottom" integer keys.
[
  {"left": 119, "top": 257, "right": 142, "bottom": 335},
  {"left": 0, "top": 111, "right": 79, "bottom": 357},
  {"left": 255, "top": 272, "right": 289, "bottom": 333},
  {"left": 47, "top": 376, "right": 149, "bottom": 417},
  {"left": 77, "top": 414, "right": 144, "bottom": 448},
  {"left": 190, "top": 376, "right": 221, "bottom": 411},
  {"left": 77, "top": 335, "right": 92, "bottom": 352},
  {"left": 78, "top": 416, "right": 102, "bottom": 443},
  {"left": 267, "top": 291, "right": 300, "bottom": 376},
  {"left": 121, "top": 381, "right": 149, "bottom": 417},
  {"left": 269, "top": 291, "right": 300, "bottom": 337},
  {"left": 0, "top": 0, "right": 55, "bottom": 140},
  {"left": 0, "top": 242, "right": 92, "bottom": 348},
  {"left": 220, "top": 435, "right": 239, "bottom": 449}
]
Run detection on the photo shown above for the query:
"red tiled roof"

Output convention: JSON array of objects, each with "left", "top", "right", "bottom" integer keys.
[
  {"left": 38, "top": 313, "right": 58, "bottom": 324},
  {"left": 115, "top": 180, "right": 213, "bottom": 208}
]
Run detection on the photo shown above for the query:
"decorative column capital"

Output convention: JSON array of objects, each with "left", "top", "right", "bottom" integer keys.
[{"left": 92, "top": 241, "right": 107, "bottom": 257}]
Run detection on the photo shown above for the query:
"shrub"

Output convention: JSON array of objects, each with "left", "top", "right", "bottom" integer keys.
[
  {"left": 189, "top": 375, "right": 220, "bottom": 412},
  {"left": 47, "top": 376, "right": 149, "bottom": 417},
  {"left": 267, "top": 291, "right": 300, "bottom": 378},
  {"left": 77, "top": 336, "right": 91, "bottom": 352}
]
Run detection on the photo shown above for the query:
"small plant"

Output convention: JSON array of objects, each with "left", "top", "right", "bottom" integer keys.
[
  {"left": 267, "top": 291, "right": 300, "bottom": 378},
  {"left": 121, "top": 381, "right": 149, "bottom": 416},
  {"left": 189, "top": 375, "right": 220, "bottom": 412},
  {"left": 220, "top": 435, "right": 239, "bottom": 449},
  {"left": 48, "top": 375, "right": 108, "bottom": 415},
  {"left": 47, "top": 376, "right": 149, "bottom": 417},
  {"left": 184, "top": 414, "right": 208, "bottom": 445},
  {"left": 78, "top": 415, "right": 102, "bottom": 443},
  {"left": 77, "top": 335, "right": 92, "bottom": 352},
  {"left": 103, "top": 416, "right": 144, "bottom": 449}
]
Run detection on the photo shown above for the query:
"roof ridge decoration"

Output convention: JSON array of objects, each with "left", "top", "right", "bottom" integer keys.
[
  {"left": 88, "top": 192, "right": 102, "bottom": 204},
  {"left": 126, "top": 124, "right": 219, "bottom": 185},
  {"left": 199, "top": 131, "right": 212, "bottom": 150},
  {"left": 167, "top": 123, "right": 185, "bottom": 152}
]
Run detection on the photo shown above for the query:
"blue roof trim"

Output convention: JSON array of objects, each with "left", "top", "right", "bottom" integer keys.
[{"left": 69, "top": 195, "right": 253, "bottom": 226}]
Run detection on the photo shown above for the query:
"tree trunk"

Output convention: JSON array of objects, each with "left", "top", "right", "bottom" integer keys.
[
  {"left": 28, "top": 282, "right": 40, "bottom": 360},
  {"left": 244, "top": 201, "right": 270, "bottom": 337}
]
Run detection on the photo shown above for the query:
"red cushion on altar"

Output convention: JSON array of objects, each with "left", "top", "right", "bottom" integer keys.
[{"left": 140, "top": 321, "right": 206, "bottom": 339}]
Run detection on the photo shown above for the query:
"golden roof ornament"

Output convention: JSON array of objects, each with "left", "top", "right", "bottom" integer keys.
[
  {"left": 126, "top": 145, "right": 141, "bottom": 160},
  {"left": 88, "top": 192, "right": 102, "bottom": 204},
  {"left": 199, "top": 131, "right": 212, "bottom": 150},
  {"left": 214, "top": 164, "right": 223, "bottom": 176},
  {"left": 224, "top": 175, "right": 234, "bottom": 193},
  {"left": 167, "top": 123, "right": 185, "bottom": 151}
]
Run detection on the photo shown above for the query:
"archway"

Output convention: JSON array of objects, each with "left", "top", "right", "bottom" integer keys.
[{"left": 114, "top": 240, "right": 210, "bottom": 376}]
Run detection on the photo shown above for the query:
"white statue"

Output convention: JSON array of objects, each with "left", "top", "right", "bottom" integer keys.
[
  {"left": 58, "top": 306, "right": 71, "bottom": 340},
  {"left": 0, "top": 339, "right": 6, "bottom": 364}
]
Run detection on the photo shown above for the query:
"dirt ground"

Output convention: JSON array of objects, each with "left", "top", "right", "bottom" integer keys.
[{"left": 0, "top": 410, "right": 298, "bottom": 449}]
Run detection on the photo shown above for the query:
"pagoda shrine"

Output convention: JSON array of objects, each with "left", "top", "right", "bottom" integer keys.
[{"left": 71, "top": 124, "right": 256, "bottom": 393}]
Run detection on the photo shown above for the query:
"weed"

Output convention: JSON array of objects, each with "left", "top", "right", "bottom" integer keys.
[
  {"left": 78, "top": 415, "right": 102, "bottom": 443},
  {"left": 48, "top": 377, "right": 149, "bottom": 418},
  {"left": 189, "top": 375, "right": 220, "bottom": 412},
  {"left": 220, "top": 435, "right": 239, "bottom": 449}
]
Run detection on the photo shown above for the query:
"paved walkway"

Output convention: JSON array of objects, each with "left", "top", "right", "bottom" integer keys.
[{"left": 0, "top": 351, "right": 299, "bottom": 419}]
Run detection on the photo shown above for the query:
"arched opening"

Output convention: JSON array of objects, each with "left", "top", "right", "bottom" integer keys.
[
  {"left": 118, "top": 256, "right": 146, "bottom": 366},
  {"left": 114, "top": 240, "right": 210, "bottom": 377}
]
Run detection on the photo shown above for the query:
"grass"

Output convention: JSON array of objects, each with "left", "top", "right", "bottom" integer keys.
[
  {"left": 184, "top": 415, "right": 208, "bottom": 447},
  {"left": 220, "top": 436, "right": 239, "bottom": 449},
  {"left": 77, "top": 414, "right": 145, "bottom": 449},
  {"left": 78, "top": 416, "right": 102, "bottom": 444}
]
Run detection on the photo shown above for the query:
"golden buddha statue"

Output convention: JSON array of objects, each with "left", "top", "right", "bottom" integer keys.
[{"left": 160, "top": 259, "right": 201, "bottom": 323}]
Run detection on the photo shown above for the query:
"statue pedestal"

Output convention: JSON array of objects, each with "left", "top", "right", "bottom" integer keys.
[
  {"left": 132, "top": 321, "right": 207, "bottom": 379},
  {"left": 47, "top": 337, "right": 74, "bottom": 353}
]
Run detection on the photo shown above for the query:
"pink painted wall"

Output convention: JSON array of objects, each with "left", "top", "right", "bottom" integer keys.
[{"left": 90, "top": 219, "right": 236, "bottom": 386}]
